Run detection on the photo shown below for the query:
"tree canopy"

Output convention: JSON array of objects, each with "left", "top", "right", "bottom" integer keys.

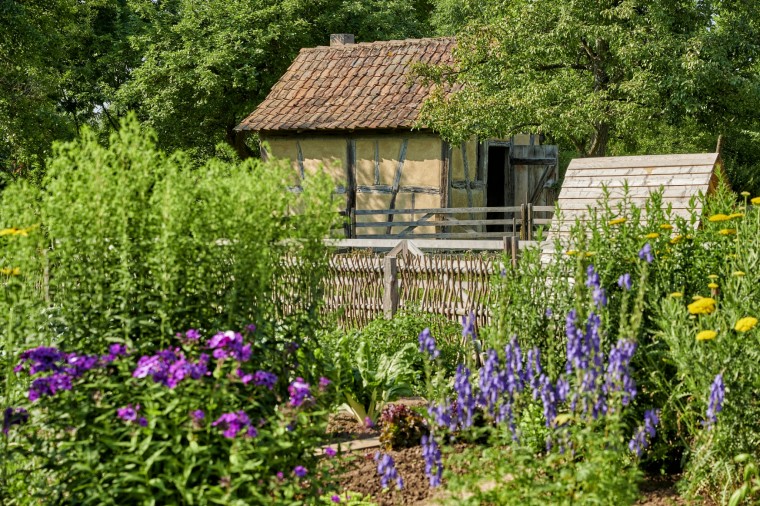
[{"left": 421, "top": 0, "right": 760, "bottom": 160}]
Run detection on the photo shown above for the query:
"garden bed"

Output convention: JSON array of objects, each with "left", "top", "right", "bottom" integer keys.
[{"left": 327, "top": 402, "right": 717, "bottom": 505}]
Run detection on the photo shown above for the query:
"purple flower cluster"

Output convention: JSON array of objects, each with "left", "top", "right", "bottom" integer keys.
[
  {"left": 461, "top": 311, "right": 477, "bottom": 342},
  {"left": 454, "top": 365, "right": 475, "bottom": 428},
  {"left": 585, "top": 265, "right": 607, "bottom": 308},
  {"left": 288, "top": 377, "right": 312, "bottom": 407},
  {"left": 2, "top": 407, "right": 29, "bottom": 435},
  {"left": 421, "top": 434, "right": 443, "bottom": 487},
  {"left": 133, "top": 348, "right": 209, "bottom": 388},
  {"left": 629, "top": 409, "right": 659, "bottom": 457},
  {"left": 117, "top": 404, "right": 147, "bottom": 427},
  {"left": 207, "top": 331, "right": 252, "bottom": 362},
  {"left": 418, "top": 328, "right": 440, "bottom": 360},
  {"left": 293, "top": 465, "right": 308, "bottom": 478},
  {"left": 639, "top": 243, "right": 654, "bottom": 263},
  {"left": 704, "top": 373, "right": 725, "bottom": 429},
  {"left": 237, "top": 369, "right": 278, "bottom": 389},
  {"left": 375, "top": 452, "right": 403, "bottom": 489},
  {"left": 617, "top": 273, "right": 632, "bottom": 291},
  {"left": 603, "top": 339, "right": 637, "bottom": 408},
  {"left": 15, "top": 345, "right": 123, "bottom": 401},
  {"left": 212, "top": 410, "right": 257, "bottom": 439}
]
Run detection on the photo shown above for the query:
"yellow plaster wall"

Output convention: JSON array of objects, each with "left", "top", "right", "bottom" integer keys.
[
  {"left": 261, "top": 136, "right": 346, "bottom": 185},
  {"left": 450, "top": 138, "right": 478, "bottom": 182},
  {"left": 400, "top": 136, "right": 441, "bottom": 187}
]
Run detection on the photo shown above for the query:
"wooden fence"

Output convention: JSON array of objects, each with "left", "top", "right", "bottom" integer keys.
[
  {"left": 320, "top": 251, "right": 500, "bottom": 328},
  {"left": 345, "top": 204, "right": 554, "bottom": 240}
]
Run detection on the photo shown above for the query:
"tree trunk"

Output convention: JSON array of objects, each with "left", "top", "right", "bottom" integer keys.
[
  {"left": 587, "top": 122, "right": 609, "bottom": 157},
  {"left": 225, "top": 126, "right": 255, "bottom": 160}
]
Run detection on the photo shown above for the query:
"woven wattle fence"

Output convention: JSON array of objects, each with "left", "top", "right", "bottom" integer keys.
[{"left": 316, "top": 251, "right": 500, "bottom": 329}]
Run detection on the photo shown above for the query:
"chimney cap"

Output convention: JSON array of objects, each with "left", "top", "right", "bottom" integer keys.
[{"left": 330, "top": 34, "right": 355, "bottom": 46}]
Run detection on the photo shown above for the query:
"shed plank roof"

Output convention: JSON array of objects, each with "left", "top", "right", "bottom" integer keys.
[
  {"left": 236, "top": 37, "right": 456, "bottom": 133},
  {"left": 547, "top": 153, "right": 722, "bottom": 243}
]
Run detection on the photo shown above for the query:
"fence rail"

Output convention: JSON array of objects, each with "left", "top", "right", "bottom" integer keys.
[{"left": 346, "top": 204, "right": 554, "bottom": 241}]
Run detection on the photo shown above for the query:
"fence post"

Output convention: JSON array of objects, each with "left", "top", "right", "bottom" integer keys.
[
  {"left": 349, "top": 208, "right": 356, "bottom": 238},
  {"left": 520, "top": 203, "right": 527, "bottom": 240},
  {"left": 510, "top": 236, "right": 519, "bottom": 268},
  {"left": 526, "top": 203, "right": 533, "bottom": 240},
  {"left": 383, "top": 256, "right": 398, "bottom": 319}
]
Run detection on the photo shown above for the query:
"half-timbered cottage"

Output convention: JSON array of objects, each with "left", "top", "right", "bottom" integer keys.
[{"left": 235, "top": 34, "right": 558, "bottom": 236}]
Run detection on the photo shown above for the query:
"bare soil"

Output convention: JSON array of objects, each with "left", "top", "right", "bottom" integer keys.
[{"left": 328, "top": 401, "right": 717, "bottom": 505}]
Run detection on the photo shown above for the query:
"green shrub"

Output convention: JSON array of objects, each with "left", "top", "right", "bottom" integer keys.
[
  {"left": 4, "top": 327, "right": 340, "bottom": 504},
  {"left": 0, "top": 114, "right": 336, "bottom": 357}
]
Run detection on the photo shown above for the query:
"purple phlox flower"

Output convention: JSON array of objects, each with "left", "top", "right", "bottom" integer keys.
[
  {"left": 117, "top": 404, "right": 141, "bottom": 423},
  {"left": 212, "top": 410, "right": 252, "bottom": 439},
  {"left": 325, "top": 447, "right": 337, "bottom": 457},
  {"left": 375, "top": 452, "right": 403, "bottom": 489},
  {"left": 237, "top": 368, "right": 254, "bottom": 384},
  {"left": 276, "top": 471, "right": 284, "bottom": 481},
  {"left": 288, "top": 377, "right": 312, "bottom": 407},
  {"left": 704, "top": 373, "right": 725, "bottom": 429},
  {"left": 179, "top": 329, "right": 201, "bottom": 344},
  {"left": 246, "top": 426, "right": 258, "bottom": 438},
  {"left": 364, "top": 416, "right": 374, "bottom": 428},
  {"left": 461, "top": 311, "right": 477, "bottom": 342},
  {"left": 545, "top": 307, "right": 553, "bottom": 318},
  {"left": 28, "top": 373, "right": 72, "bottom": 401},
  {"left": 2, "top": 407, "right": 29, "bottom": 435},
  {"left": 207, "top": 331, "right": 251, "bottom": 362},
  {"left": 454, "top": 365, "right": 475, "bottom": 428},
  {"left": 331, "top": 495, "right": 341, "bottom": 503},
  {"left": 421, "top": 434, "right": 443, "bottom": 487},
  {"left": 191, "top": 409, "right": 205, "bottom": 421},
  {"left": 293, "top": 465, "right": 308, "bottom": 478},
  {"left": 638, "top": 243, "right": 654, "bottom": 263},
  {"left": 617, "top": 273, "right": 632, "bottom": 291},
  {"left": 629, "top": 409, "right": 660, "bottom": 457},
  {"left": 138, "top": 417, "right": 148, "bottom": 427},
  {"left": 319, "top": 376, "right": 331, "bottom": 391},
  {"left": 526, "top": 348, "right": 543, "bottom": 398},
  {"left": 245, "top": 323, "right": 256, "bottom": 334},
  {"left": 418, "top": 328, "right": 440, "bottom": 360},
  {"left": 101, "top": 343, "right": 128, "bottom": 364},
  {"left": 66, "top": 353, "right": 100, "bottom": 377},
  {"left": 250, "top": 370, "right": 278, "bottom": 390},
  {"left": 15, "top": 346, "right": 68, "bottom": 375},
  {"left": 539, "top": 374, "right": 557, "bottom": 427},
  {"left": 133, "top": 348, "right": 206, "bottom": 388}
]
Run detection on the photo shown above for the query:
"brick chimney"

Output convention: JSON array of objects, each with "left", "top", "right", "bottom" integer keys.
[{"left": 330, "top": 34, "right": 355, "bottom": 46}]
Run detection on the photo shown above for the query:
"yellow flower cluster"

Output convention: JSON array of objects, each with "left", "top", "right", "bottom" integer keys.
[
  {"left": 696, "top": 330, "right": 717, "bottom": 341},
  {"left": 0, "top": 267, "right": 20, "bottom": 276},
  {"left": 708, "top": 282, "right": 718, "bottom": 289},
  {"left": 609, "top": 217, "right": 627, "bottom": 226},
  {"left": 708, "top": 214, "right": 731, "bottom": 222},
  {"left": 660, "top": 224, "right": 673, "bottom": 230},
  {"left": 670, "top": 292, "right": 683, "bottom": 298},
  {"left": 735, "top": 317, "right": 758, "bottom": 332},
  {"left": 688, "top": 297, "right": 716, "bottom": 315},
  {"left": 718, "top": 229, "right": 737, "bottom": 236},
  {"left": 752, "top": 196, "right": 760, "bottom": 205},
  {"left": 644, "top": 232, "right": 660, "bottom": 239}
]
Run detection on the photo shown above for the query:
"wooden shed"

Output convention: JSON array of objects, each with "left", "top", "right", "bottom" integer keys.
[
  {"left": 548, "top": 153, "right": 723, "bottom": 239},
  {"left": 235, "top": 34, "right": 558, "bottom": 236}
]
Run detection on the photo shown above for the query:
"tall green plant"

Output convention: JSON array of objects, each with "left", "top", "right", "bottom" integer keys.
[{"left": 0, "top": 115, "right": 336, "bottom": 356}]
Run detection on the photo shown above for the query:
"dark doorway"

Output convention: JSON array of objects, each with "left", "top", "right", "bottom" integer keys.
[{"left": 486, "top": 145, "right": 508, "bottom": 232}]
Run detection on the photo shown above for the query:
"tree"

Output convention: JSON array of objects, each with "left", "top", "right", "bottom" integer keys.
[
  {"left": 419, "top": 0, "right": 760, "bottom": 158},
  {"left": 116, "top": 0, "right": 435, "bottom": 160}
]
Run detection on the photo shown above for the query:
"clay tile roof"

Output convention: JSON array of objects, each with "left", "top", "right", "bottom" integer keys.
[{"left": 235, "top": 37, "right": 456, "bottom": 133}]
